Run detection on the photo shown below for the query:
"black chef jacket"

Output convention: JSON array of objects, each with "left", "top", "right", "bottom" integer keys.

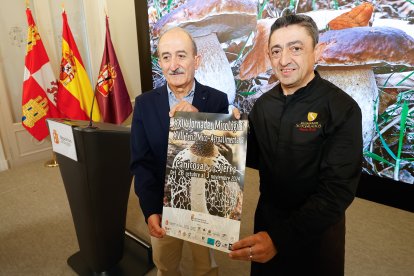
[{"left": 247, "top": 71, "right": 362, "bottom": 275}]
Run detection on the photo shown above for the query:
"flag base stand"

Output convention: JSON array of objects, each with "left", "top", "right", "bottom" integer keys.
[{"left": 44, "top": 153, "right": 59, "bottom": 168}]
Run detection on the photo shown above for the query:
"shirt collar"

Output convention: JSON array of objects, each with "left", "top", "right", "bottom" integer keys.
[
  {"left": 167, "top": 81, "right": 196, "bottom": 100},
  {"left": 279, "top": 71, "right": 320, "bottom": 98}
]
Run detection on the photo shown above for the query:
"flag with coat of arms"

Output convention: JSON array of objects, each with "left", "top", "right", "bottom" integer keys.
[
  {"left": 22, "top": 7, "right": 63, "bottom": 141},
  {"left": 95, "top": 16, "right": 132, "bottom": 124},
  {"left": 57, "top": 11, "right": 101, "bottom": 121}
]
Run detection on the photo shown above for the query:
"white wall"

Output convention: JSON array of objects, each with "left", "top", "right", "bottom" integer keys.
[
  {"left": 0, "top": 0, "right": 141, "bottom": 169},
  {"left": 106, "top": 0, "right": 142, "bottom": 99},
  {"left": 82, "top": 0, "right": 142, "bottom": 99}
]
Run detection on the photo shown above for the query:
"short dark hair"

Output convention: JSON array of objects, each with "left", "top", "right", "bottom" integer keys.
[{"left": 269, "top": 14, "right": 319, "bottom": 47}]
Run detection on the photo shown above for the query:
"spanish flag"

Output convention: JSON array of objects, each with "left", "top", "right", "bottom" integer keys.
[
  {"left": 57, "top": 11, "right": 101, "bottom": 121},
  {"left": 22, "top": 7, "right": 63, "bottom": 141}
]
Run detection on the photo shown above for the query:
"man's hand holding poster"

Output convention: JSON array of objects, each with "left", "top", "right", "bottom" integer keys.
[{"left": 162, "top": 111, "right": 248, "bottom": 252}]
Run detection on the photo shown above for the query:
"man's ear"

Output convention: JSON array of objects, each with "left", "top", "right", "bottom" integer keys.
[
  {"left": 194, "top": 55, "right": 201, "bottom": 70},
  {"left": 314, "top": 42, "right": 326, "bottom": 63}
]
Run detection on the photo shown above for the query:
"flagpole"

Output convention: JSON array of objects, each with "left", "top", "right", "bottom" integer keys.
[
  {"left": 25, "top": 0, "right": 29, "bottom": 8},
  {"left": 44, "top": 152, "right": 59, "bottom": 168}
]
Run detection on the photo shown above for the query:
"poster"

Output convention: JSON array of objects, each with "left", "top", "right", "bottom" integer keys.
[
  {"left": 162, "top": 111, "right": 248, "bottom": 252},
  {"left": 141, "top": 0, "right": 414, "bottom": 184}
]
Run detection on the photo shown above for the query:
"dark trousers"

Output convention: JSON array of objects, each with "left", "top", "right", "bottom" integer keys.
[{"left": 251, "top": 216, "right": 346, "bottom": 276}]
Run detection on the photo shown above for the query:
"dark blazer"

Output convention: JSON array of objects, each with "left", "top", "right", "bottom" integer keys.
[{"left": 130, "top": 80, "right": 229, "bottom": 221}]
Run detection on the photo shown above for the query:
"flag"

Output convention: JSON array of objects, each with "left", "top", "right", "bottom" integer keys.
[
  {"left": 57, "top": 11, "right": 101, "bottom": 121},
  {"left": 95, "top": 16, "right": 132, "bottom": 124},
  {"left": 22, "top": 8, "right": 63, "bottom": 141}
]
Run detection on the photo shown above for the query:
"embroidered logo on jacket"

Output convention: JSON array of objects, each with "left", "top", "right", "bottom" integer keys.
[
  {"left": 307, "top": 112, "right": 318, "bottom": 121},
  {"left": 296, "top": 112, "right": 321, "bottom": 132}
]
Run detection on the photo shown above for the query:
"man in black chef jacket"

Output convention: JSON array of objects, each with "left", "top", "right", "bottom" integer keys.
[{"left": 229, "top": 13, "right": 363, "bottom": 276}]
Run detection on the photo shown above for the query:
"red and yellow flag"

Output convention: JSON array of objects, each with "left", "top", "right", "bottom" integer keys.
[
  {"left": 57, "top": 11, "right": 101, "bottom": 121},
  {"left": 22, "top": 8, "right": 63, "bottom": 141},
  {"left": 95, "top": 16, "right": 132, "bottom": 124}
]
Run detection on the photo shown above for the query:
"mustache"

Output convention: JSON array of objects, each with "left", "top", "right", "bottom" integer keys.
[
  {"left": 168, "top": 68, "right": 185, "bottom": 75},
  {"left": 279, "top": 65, "right": 296, "bottom": 69}
]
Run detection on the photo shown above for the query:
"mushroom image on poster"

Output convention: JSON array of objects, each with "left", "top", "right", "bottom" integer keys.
[
  {"left": 146, "top": 0, "right": 414, "bottom": 184},
  {"left": 162, "top": 112, "right": 248, "bottom": 252}
]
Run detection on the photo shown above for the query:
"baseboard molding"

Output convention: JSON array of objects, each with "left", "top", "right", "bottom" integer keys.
[
  {"left": 357, "top": 173, "right": 414, "bottom": 212},
  {"left": 0, "top": 159, "right": 8, "bottom": 172}
]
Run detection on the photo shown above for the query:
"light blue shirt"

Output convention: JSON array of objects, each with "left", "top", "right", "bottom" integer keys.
[{"left": 167, "top": 82, "right": 196, "bottom": 109}]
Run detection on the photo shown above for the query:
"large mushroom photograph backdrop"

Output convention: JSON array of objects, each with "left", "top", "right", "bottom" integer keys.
[{"left": 145, "top": 0, "right": 414, "bottom": 184}]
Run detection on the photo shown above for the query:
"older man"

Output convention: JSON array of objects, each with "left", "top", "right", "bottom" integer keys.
[
  {"left": 130, "top": 27, "right": 237, "bottom": 276},
  {"left": 230, "top": 14, "right": 362, "bottom": 275}
]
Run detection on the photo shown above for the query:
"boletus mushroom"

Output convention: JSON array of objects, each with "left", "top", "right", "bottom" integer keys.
[
  {"left": 153, "top": 0, "right": 257, "bottom": 105},
  {"left": 316, "top": 26, "right": 414, "bottom": 149}
]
